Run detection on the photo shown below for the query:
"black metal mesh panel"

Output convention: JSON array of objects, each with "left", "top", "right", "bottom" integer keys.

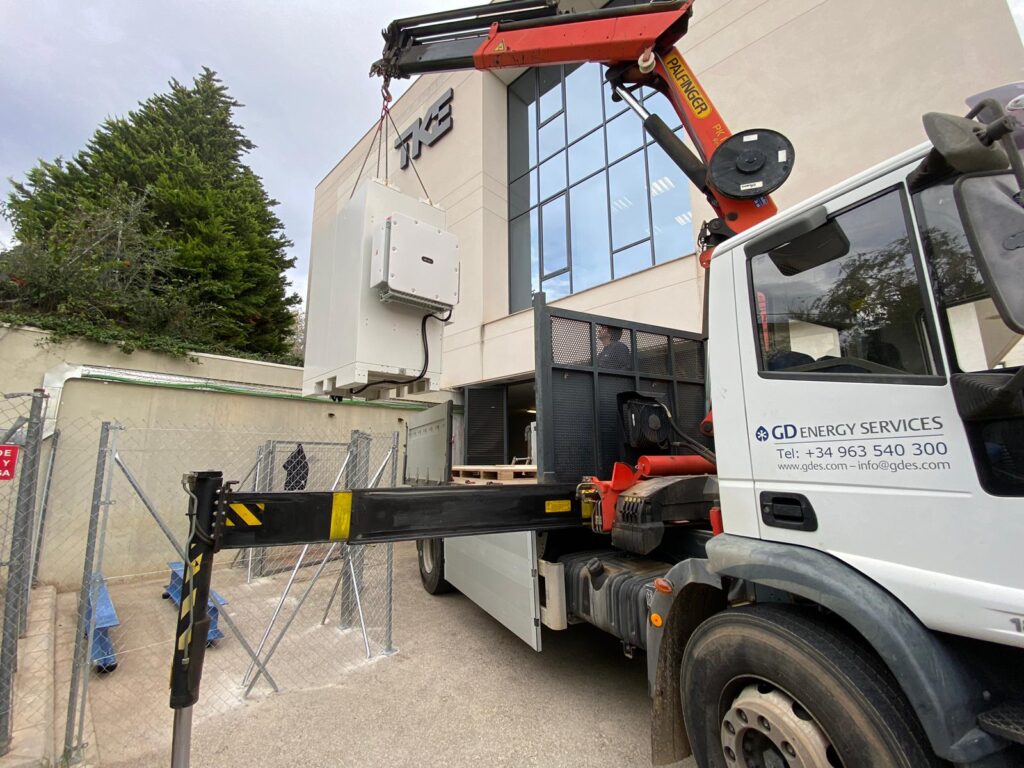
[
  {"left": 639, "top": 378, "right": 675, "bottom": 413},
  {"left": 466, "top": 387, "right": 506, "bottom": 464},
  {"left": 597, "top": 375, "right": 635, "bottom": 478},
  {"left": 551, "top": 371, "right": 596, "bottom": 482},
  {"left": 596, "top": 324, "right": 633, "bottom": 370},
  {"left": 674, "top": 382, "right": 708, "bottom": 439},
  {"left": 538, "top": 299, "right": 707, "bottom": 482},
  {"left": 635, "top": 331, "right": 670, "bottom": 376},
  {"left": 672, "top": 337, "right": 705, "bottom": 381},
  {"left": 551, "top": 316, "right": 593, "bottom": 366}
]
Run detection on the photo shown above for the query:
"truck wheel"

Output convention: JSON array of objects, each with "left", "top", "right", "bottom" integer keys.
[
  {"left": 681, "top": 605, "right": 943, "bottom": 768},
  {"left": 416, "top": 538, "right": 453, "bottom": 595}
]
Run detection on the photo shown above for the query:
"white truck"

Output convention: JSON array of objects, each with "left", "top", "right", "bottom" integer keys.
[{"left": 409, "top": 118, "right": 1024, "bottom": 767}]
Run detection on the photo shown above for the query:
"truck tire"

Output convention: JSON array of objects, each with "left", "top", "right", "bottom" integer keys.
[
  {"left": 416, "top": 538, "right": 453, "bottom": 595},
  {"left": 681, "top": 605, "right": 944, "bottom": 768}
]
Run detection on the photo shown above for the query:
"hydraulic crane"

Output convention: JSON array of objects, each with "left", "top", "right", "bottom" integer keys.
[
  {"left": 370, "top": 0, "right": 794, "bottom": 262},
  {"left": 168, "top": 2, "right": 1024, "bottom": 767}
]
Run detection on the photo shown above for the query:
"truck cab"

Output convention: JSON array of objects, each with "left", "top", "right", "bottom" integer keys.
[{"left": 709, "top": 144, "right": 1024, "bottom": 648}]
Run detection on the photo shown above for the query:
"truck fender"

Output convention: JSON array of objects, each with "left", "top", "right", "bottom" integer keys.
[
  {"left": 705, "top": 534, "right": 1003, "bottom": 765},
  {"left": 647, "top": 558, "right": 724, "bottom": 766}
]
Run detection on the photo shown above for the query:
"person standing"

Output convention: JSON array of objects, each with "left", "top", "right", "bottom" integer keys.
[{"left": 596, "top": 324, "right": 631, "bottom": 369}]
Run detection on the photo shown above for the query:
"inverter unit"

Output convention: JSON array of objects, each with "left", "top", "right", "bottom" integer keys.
[{"left": 303, "top": 179, "right": 460, "bottom": 397}]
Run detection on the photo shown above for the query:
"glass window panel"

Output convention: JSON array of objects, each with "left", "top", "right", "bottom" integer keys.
[
  {"left": 539, "top": 151, "right": 567, "bottom": 201},
  {"left": 538, "top": 66, "right": 563, "bottom": 122},
  {"left": 750, "top": 189, "right": 935, "bottom": 376},
  {"left": 565, "top": 63, "right": 604, "bottom": 141},
  {"left": 605, "top": 110, "right": 643, "bottom": 163},
  {"left": 538, "top": 112, "right": 565, "bottom": 161},
  {"left": 614, "top": 240, "right": 653, "bottom": 279},
  {"left": 568, "top": 129, "right": 605, "bottom": 184},
  {"left": 543, "top": 271, "right": 571, "bottom": 301},
  {"left": 509, "top": 73, "right": 537, "bottom": 179},
  {"left": 643, "top": 92, "right": 683, "bottom": 133},
  {"left": 648, "top": 144, "right": 694, "bottom": 264},
  {"left": 608, "top": 152, "right": 650, "bottom": 250},
  {"left": 541, "top": 195, "right": 568, "bottom": 276},
  {"left": 509, "top": 210, "right": 539, "bottom": 313},
  {"left": 602, "top": 66, "right": 626, "bottom": 120},
  {"left": 570, "top": 173, "right": 611, "bottom": 293},
  {"left": 509, "top": 170, "right": 538, "bottom": 219}
]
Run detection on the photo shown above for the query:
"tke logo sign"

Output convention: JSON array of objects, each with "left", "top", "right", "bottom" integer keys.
[{"left": 395, "top": 88, "right": 453, "bottom": 170}]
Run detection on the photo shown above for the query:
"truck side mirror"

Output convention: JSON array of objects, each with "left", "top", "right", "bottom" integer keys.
[
  {"left": 954, "top": 171, "right": 1024, "bottom": 333},
  {"left": 923, "top": 112, "right": 1008, "bottom": 173}
]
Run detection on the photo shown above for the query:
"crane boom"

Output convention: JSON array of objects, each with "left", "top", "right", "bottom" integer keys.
[{"left": 370, "top": 0, "right": 794, "bottom": 244}]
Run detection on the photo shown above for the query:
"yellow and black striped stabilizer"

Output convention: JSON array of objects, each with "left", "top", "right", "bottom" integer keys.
[
  {"left": 169, "top": 471, "right": 221, "bottom": 710},
  {"left": 219, "top": 483, "right": 586, "bottom": 550}
]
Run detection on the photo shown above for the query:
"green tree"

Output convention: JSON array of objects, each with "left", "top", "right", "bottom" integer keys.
[{"left": 2, "top": 68, "right": 298, "bottom": 356}]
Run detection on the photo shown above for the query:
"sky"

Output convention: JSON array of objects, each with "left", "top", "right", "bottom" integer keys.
[
  {"left": 0, "top": 0, "right": 468, "bottom": 305},
  {"left": 2, "top": 1, "right": 1024, "bottom": 307}
]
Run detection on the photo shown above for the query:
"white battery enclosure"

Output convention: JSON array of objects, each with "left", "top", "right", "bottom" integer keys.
[
  {"left": 370, "top": 212, "right": 459, "bottom": 311},
  {"left": 303, "top": 180, "right": 458, "bottom": 397}
]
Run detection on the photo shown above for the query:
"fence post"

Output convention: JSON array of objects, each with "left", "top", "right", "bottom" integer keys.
[
  {"left": 61, "top": 422, "right": 113, "bottom": 765},
  {"left": 75, "top": 425, "right": 119, "bottom": 754},
  {"left": 340, "top": 432, "right": 371, "bottom": 629},
  {"left": 14, "top": 390, "right": 47, "bottom": 635},
  {"left": 384, "top": 431, "right": 399, "bottom": 655},
  {"left": 0, "top": 389, "right": 47, "bottom": 755},
  {"left": 31, "top": 428, "right": 60, "bottom": 587}
]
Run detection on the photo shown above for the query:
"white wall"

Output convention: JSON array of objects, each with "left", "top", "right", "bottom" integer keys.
[{"left": 312, "top": 0, "right": 1024, "bottom": 389}]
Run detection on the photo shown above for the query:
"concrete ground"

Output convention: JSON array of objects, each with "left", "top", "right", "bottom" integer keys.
[{"left": 88, "top": 542, "right": 694, "bottom": 767}]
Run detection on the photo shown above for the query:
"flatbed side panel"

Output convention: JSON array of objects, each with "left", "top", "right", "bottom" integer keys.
[
  {"left": 221, "top": 484, "right": 584, "bottom": 549},
  {"left": 533, "top": 294, "right": 708, "bottom": 485},
  {"left": 445, "top": 532, "right": 542, "bottom": 650}
]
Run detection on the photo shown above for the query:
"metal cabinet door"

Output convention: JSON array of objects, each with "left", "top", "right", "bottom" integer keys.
[
  {"left": 444, "top": 531, "right": 542, "bottom": 650},
  {"left": 404, "top": 401, "right": 452, "bottom": 485}
]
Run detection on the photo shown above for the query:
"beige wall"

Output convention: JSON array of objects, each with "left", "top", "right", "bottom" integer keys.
[
  {"left": 34, "top": 379, "right": 415, "bottom": 589},
  {"left": 0, "top": 324, "right": 302, "bottom": 394},
  {"left": 313, "top": 0, "right": 1024, "bottom": 388},
  {"left": 0, "top": 326, "right": 423, "bottom": 588}
]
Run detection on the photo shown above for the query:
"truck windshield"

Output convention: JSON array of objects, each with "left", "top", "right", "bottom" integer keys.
[{"left": 911, "top": 181, "right": 1024, "bottom": 373}]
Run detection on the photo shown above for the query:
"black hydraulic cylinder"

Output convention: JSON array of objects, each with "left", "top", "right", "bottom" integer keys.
[
  {"left": 643, "top": 113, "right": 708, "bottom": 194},
  {"left": 169, "top": 471, "right": 222, "bottom": 710}
]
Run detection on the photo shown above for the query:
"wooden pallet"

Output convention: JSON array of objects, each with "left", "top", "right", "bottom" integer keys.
[
  {"left": 452, "top": 464, "right": 537, "bottom": 483},
  {"left": 451, "top": 476, "right": 537, "bottom": 486}
]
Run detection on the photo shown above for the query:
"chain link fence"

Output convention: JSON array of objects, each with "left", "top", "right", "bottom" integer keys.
[
  {"left": 0, "top": 390, "right": 47, "bottom": 755},
  {"left": 0, "top": 402, "right": 403, "bottom": 766}
]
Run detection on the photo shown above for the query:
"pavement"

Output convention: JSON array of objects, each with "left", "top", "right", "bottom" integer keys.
[
  {"left": 0, "top": 586, "right": 56, "bottom": 768},
  {"left": 101, "top": 542, "right": 694, "bottom": 768}
]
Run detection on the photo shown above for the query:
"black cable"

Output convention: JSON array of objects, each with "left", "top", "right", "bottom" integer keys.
[
  {"left": 662, "top": 404, "right": 717, "bottom": 463},
  {"left": 349, "top": 308, "right": 452, "bottom": 396}
]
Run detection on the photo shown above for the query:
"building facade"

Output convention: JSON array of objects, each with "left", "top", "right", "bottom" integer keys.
[{"left": 312, "top": 0, "right": 1024, "bottom": 459}]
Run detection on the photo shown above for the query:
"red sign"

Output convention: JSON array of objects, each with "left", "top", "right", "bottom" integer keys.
[{"left": 0, "top": 445, "right": 19, "bottom": 481}]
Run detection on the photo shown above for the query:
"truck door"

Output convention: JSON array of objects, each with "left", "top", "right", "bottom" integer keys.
[
  {"left": 734, "top": 163, "right": 1024, "bottom": 646},
  {"left": 404, "top": 400, "right": 453, "bottom": 485}
]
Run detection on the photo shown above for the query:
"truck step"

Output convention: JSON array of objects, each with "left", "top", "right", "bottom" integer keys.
[{"left": 978, "top": 701, "right": 1024, "bottom": 745}]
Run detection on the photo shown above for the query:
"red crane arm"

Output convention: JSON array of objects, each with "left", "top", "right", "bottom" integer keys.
[{"left": 372, "top": 0, "right": 790, "bottom": 244}]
